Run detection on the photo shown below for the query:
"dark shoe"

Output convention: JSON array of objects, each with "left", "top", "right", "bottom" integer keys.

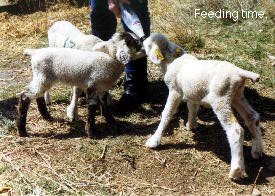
[
  {"left": 117, "top": 91, "right": 140, "bottom": 112},
  {"left": 117, "top": 69, "right": 148, "bottom": 112}
]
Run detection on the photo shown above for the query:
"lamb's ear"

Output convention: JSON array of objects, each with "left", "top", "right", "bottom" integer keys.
[
  {"left": 148, "top": 47, "right": 165, "bottom": 65},
  {"left": 168, "top": 43, "right": 185, "bottom": 58},
  {"left": 64, "top": 39, "right": 75, "bottom": 48}
]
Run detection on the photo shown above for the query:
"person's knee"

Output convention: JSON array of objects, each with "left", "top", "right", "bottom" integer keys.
[
  {"left": 90, "top": 0, "right": 117, "bottom": 40},
  {"left": 125, "top": 57, "right": 147, "bottom": 73},
  {"left": 90, "top": 8, "right": 117, "bottom": 40}
]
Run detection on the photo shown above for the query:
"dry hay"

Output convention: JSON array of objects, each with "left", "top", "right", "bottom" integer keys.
[
  {"left": 0, "top": 0, "right": 274, "bottom": 195},
  {"left": 0, "top": 2, "right": 91, "bottom": 69}
]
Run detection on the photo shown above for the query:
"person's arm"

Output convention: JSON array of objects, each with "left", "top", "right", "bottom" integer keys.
[{"left": 108, "top": 0, "right": 130, "bottom": 17}]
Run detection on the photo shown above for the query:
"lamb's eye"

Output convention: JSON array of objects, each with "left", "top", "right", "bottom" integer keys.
[{"left": 120, "top": 51, "right": 129, "bottom": 64}]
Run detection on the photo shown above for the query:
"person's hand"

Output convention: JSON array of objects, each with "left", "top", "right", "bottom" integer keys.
[{"left": 108, "top": 0, "right": 130, "bottom": 18}]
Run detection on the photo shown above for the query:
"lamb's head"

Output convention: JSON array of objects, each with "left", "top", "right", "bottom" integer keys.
[
  {"left": 92, "top": 32, "right": 143, "bottom": 64},
  {"left": 143, "top": 33, "right": 185, "bottom": 65}
]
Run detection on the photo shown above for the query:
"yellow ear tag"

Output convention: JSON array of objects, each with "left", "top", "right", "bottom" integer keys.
[
  {"left": 230, "top": 114, "right": 237, "bottom": 123},
  {"left": 154, "top": 48, "right": 165, "bottom": 61},
  {"left": 175, "top": 47, "right": 182, "bottom": 57}
]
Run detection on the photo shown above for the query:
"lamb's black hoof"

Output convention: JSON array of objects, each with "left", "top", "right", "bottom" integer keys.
[{"left": 18, "top": 130, "right": 29, "bottom": 137}]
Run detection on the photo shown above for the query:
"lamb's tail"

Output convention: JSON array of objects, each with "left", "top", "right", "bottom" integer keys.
[
  {"left": 239, "top": 69, "right": 260, "bottom": 83},
  {"left": 23, "top": 48, "right": 38, "bottom": 57}
]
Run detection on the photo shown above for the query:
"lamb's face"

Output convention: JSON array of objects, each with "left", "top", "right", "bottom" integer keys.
[
  {"left": 92, "top": 32, "right": 143, "bottom": 64},
  {"left": 143, "top": 34, "right": 167, "bottom": 65},
  {"left": 143, "top": 33, "right": 185, "bottom": 65},
  {"left": 113, "top": 32, "right": 144, "bottom": 64},
  {"left": 115, "top": 40, "right": 131, "bottom": 64}
]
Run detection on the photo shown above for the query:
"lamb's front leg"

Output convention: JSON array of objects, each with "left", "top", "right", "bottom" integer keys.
[
  {"left": 17, "top": 77, "right": 52, "bottom": 137},
  {"left": 98, "top": 91, "right": 118, "bottom": 135},
  {"left": 67, "top": 86, "right": 81, "bottom": 121},
  {"left": 146, "top": 90, "right": 181, "bottom": 148},
  {"left": 36, "top": 96, "right": 52, "bottom": 120},
  {"left": 186, "top": 101, "right": 199, "bottom": 131},
  {"left": 98, "top": 91, "right": 115, "bottom": 124},
  {"left": 212, "top": 101, "right": 246, "bottom": 180},
  {"left": 85, "top": 88, "right": 98, "bottom": 138}
]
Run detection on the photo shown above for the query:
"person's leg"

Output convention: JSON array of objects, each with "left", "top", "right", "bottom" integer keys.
[
  {"left": 120, "top": 0, "right": 150, "bottom": 108},
  {"left": 90, "top": 0, "right": 117, "bottom": 41},
  {"left": 84, "top": 1, "right": 117, "bottom": 103}
]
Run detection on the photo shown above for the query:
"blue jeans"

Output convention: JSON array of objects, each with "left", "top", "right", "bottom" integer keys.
[{"left": 90, "top": 0, "right": 150, "bottom": 93}]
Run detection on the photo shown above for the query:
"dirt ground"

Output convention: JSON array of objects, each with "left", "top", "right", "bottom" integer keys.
[{"left": 0, "top": 0, "right": 274, "bottom": 195}]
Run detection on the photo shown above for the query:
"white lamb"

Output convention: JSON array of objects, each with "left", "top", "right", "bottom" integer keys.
[
  {"left": 17, "top": 32, "right": 141, "bottom": 138},
  {"left": 46, "top": 21, "right": 107, "bottom": 121},
  {"left": 46, "top": 21, "right": 144, "bottom": 120},
  {"left": 48, "top": 20, "right": 102, "bottom": 51},
  {"left": 143, "top": 33, "right": 263, "bottom": 180}
]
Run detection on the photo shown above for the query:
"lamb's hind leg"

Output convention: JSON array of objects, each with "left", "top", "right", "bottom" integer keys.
[
  {"left": 211, "top": 99, "right": 246, "bottom": 180},
  {"left": 17, "top": 93, "right": 31, "bottom": 137},
  {"left": 232, "top": 94, "right": 263, "bottom": 159},
  {"left": 17, "top": 77, "right": 51, "bottom": 136},
  {"left": 146, "top": 90, "right": 181, "bottom": 148}
]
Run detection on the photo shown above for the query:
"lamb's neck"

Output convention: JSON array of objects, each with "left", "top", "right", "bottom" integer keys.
[
  {"left": 108, "top": 47, "right": 117, "bottom": 59},
  {"left": 160, "top": 62, "right": 168, "bottom": 75},
  {"left": 160, "top": 59, "right": 174, "bottom": 75}
]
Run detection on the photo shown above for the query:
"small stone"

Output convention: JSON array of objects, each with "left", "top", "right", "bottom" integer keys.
[{"left": 252, "top": 188, "right": 261, "bottom": 196}]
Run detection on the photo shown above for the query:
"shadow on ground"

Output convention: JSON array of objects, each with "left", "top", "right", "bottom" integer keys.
[
  {"left": 192, "top": 124, "right": 275, "bottom": 185},
  {"left": 31, "top": 116, "right": 160, "bottom": 140},
  {"left": 0, "top": 96, "right": 17, "bottom": 121},
  {"left": 160, "top": 126, "right": 275, "bottom": 185},
  {"left": 1, "top": 82, "right": 274, "bottom": 184},
  {"left": 0, "top": 83, "right": 274, "bottom": 136},
  {"left": 0, "top": 0, "right": 89, "bottom": 15},
  {"left": 244, "top": 88, "right": 275, "bottom": 122}
]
